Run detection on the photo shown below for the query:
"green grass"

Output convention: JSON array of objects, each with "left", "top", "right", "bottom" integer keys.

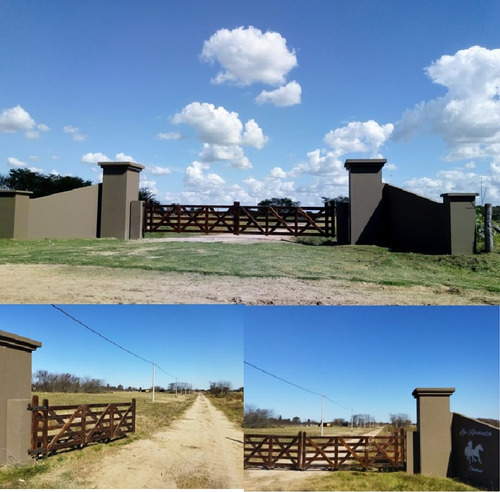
[
  {"left": 206, "top": 392, "right": 243, "bottom": 427},
  {"left": 292, "top": 470, "right": 480, "bottom": 491},
  {"left": 0, "top": 238, "right": 499, "bottom": 297}
]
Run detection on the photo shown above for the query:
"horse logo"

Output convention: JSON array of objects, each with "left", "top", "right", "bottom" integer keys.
[{"left": 464, "top": 440, "right": 483, "bottom": 465}]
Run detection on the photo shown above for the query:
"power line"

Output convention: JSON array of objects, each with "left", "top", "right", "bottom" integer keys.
[
  {"left": 51, "top": 304, "right": 176, "bottom": 380},
  {"left": 244, "top": 360, "right": 351, "bottom": 411}
]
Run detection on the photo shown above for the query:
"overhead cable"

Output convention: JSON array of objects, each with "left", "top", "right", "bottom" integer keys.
[
  {"left": 51, "top": 304, "right": 176, "bottom": 379},
  {"left": 244, "top": 360, "right": 351, "bottom": 411}
]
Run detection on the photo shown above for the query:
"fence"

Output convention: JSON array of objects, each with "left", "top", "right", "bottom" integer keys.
[
  {"left": 244, "top": 430, "right": 405, "bottom": 471},
  {"left": 28, "top": 395, "right": 136, "bottom": 457},
  {"left": 144, "top": 201, "right": 336, "bottom": 237}
]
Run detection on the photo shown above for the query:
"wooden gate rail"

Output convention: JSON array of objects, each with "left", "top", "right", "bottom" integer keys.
[
  {"left": 244, "top": 430, "right": 405, "bottom": 471},
  {"left": 28, "top": 395, "right": 136, "bottom": 457},
  {"left": 145, "top": 201, "right": 335, "bottom": 237}
]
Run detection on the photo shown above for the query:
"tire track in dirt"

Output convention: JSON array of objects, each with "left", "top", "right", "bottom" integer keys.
[{"left": 82, "top": 394, "right": 242, "bottom": 489}]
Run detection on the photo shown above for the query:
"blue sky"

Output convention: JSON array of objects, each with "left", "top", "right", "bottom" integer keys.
[
  {"left": 1, "top": 304, "right": 243, "bottom": 390},
  {"left": 244, "top": 306, "right": 500, "bottom": 423},
  {"left": 1, "top": 1, "right": 499, "bottom": 205}
]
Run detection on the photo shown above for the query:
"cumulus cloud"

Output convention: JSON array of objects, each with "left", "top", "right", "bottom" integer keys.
[
  {"left": 81, "top": 152, "right": 111, "bottom": 164},
  {"left": 81, "top": 152, "right": 135, "bottom": 164},
  {"left": 324, "top": 120, "right": 394, "bottom": 157},
  {"left": 172, "top": 102, "right": 268, "bottom": 168},
  {"left": 64, "top": 125, "right": 87, "bottom": 141},
  {"left": 200, "top": 26, "right": 297, "bottom": 86},
  {"left": 0, "top": 105, "right": 35, "bottom": 133},
  {"left": 256, "top": 81, "right": 302, "bottom": 107},
  {"left": 147, "top": 166, "right": 172, "bottom": 175},
  {"left": 157, "top": 131, "right": 182, "bottom": 140},
  {"left": 7, "top": 157, "right": 27, "bottom": 167},
  {"left": 392, "top": 46, "right": 500, "bottom": 162},
  {"left": 184, "top": 161, "right": 226, "bottom": 190}
]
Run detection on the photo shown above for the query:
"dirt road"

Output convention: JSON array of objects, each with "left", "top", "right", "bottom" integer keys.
[
  {"left": 80, "top": 394, "right": 242, "bottom": 489},
  {"left": 0, "top": 263, "right": 495, "bottom": 305}
]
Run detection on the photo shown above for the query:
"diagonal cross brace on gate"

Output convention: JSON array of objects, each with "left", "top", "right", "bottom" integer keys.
[
  {"left": 145, "top": 201, "right": 336, "bottom": 237},
  {"left": 244, "top": 430, "right": 406, "bottom": 471},
  {"left": 28, "top": 395, "right": 136, "bottom": 457}
]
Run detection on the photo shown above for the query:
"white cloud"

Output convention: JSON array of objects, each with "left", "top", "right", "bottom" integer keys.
[
  {"left": 115, "top": 152, "right": 134, "bottom": 162},
  {"left": 172, "top": 102, "right": 268, "bottom": 168},
  {"left": 157, "top": 132, "right": 182, "bottom": 140},
  {"left": 184, "top": 161, "right": 226, "bottom": 190},
  {"left": 0, "top": 105, "right": 35, "bottom": 133},
  {"left": 81, "top": 152, "right": 111, "bottom": 164},
  {"left": 25, "top": 130, "right": 40, "bottom": 139},
  {"left": 64, "top": 125, "right": 87, "bottom": 141},
  {"left": 200, "top": 26, "right": 297, "bottom": 86},
  {"left": 81, "top": 152, "right": 135, "bottom": 164},
  {"left": 256, "top": 81, "right": 302, "bottom": 107},
  {"left": 37, "top": 123, "right": 50, "bottom": 132},
  {"left": 7, "top": 157, "right": 27, "bottom": 167},
  {"left": 147, "top": 166, "right": 172, "bottom": 176},
  {"left": 6, "top": 156, "right": 43, "bottom": 173},
  {"left": 402, "top": 161, "right": 500, "bottom": 203},
  {"left": 392, "top": 46, "right": 500, "bottom": 162},
  {"left": 324, "top": 120, "right": 394, "bottom": 157},
  {"left": 199, "top": 143, "right": 252, "bottom": 169}
]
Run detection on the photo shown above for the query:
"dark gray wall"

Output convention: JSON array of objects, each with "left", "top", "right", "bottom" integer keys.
[
  {"left": 383, "top": 185, "right": 448, "bottom": 254},
  {"left": 451, "top": 413, "right": 499, "bottom": 490}
]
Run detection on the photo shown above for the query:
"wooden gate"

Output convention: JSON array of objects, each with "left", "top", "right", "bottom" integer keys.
[
  {"left": 144, "top": 201, "right": 335, "bottom": 237},
  {"left": 244, "top": 430, "right": 405, "bottom": 471},
  {"left": 28, "top": 395, "right": 136, "bottom": 457}
]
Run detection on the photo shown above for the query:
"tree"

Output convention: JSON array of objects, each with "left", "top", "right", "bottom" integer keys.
[
  {"left": 321, "top": 195, "right": 349, "bottom": 205},
  {"left": 258, "top": 197, "right": 300, "bottom": 208},
  {"left": 0, "top": 168, "right": 92, "bottom": 198},
  {"left": 139, "top": 187, "right": 160, "bottom": 205},
  {"left": 209, "top": 380, "right": 232, "bottom": 396},
  {"left": 244, "top": 405, "right": 274, "bottom": 428},
  {"left": 389, "top": 413, "right": 412, "bottom": 428}
]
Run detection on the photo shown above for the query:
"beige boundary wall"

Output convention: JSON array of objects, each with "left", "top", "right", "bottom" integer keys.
[
  {"left": 408, "top": 387, "right": 499, "bottom": 490},
  {"left": 0, "top": 330, "right": 42, "bottom": 465},
  {"left": 0, "top": 162, "right": 144, "bottom": 240}
]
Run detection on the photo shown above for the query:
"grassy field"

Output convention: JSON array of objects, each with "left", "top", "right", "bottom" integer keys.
[
  {"left": 0, "top": 391, "right": 196, "bottom": 489},
  {"left": 0, "top": 237, "right": 499, "bottom": 295},
  {"left": 264, "top": 470, "right": 480, "bottom": 491},
  {"left": 244, "top": 425, "right": 385, "bottom": 436},
  {"left": 206, "top": 392, "right": 244, "bottom": 427}
]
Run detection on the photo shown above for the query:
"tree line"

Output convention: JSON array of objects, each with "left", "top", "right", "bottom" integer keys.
[{"left": 244, "top": 405, "right": 413, "bottom": 429}]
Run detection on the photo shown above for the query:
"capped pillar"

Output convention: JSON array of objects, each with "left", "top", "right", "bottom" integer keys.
[
  {"left": 412, "top": 387, "right": 455, "bottom": 477},
  {"left": 0, "top": 190, "right": 32, "bottom": 239},
  {"left": 441, "top": 193, "right": 478, "bottom": 255},
  {"left": 344, "top": 159, "right": 386, "bottom": 245},
  {"left": 99, "top": 162, "right": 144, "bottom": 239},
  {"left": 0, "top": 330, "right": 42, "bottom": 464}
]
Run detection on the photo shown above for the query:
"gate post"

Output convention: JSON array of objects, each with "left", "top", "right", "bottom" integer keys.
[
  {"left": 344, "top": 159, "right": 386, "bottom": 245},
  {"left": 98, "top": 161, "right": 144, "bottom": 239},
  {"left": 233, "top": 201, "right": 240, "bottom": 236},
  {"left": 0, "top": 330, "right": 42, "bottom": 464},
  {"left": 412, "top": 387, "right": 455, "bottom": 477},
  {"left": 0, "top": 190, "right": 32, "bottom": 239}
]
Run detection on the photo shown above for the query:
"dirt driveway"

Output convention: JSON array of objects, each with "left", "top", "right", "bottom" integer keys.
[
  {"left": 40, "top": 394, "right": 242, "bottom": 489},
  {"left": 0, "top": 263, "right": 494, "bottom": 305}
]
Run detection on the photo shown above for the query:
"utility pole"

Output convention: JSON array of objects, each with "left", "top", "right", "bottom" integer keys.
[
  {"left": 152, "top": 363, "right": 156, "bottom": 403},
  {"left": 321, "top": 394, "right": 325, "bottom": 437},
  {"left": 175, "top": 377, "right": 178, "bottom": 397}
]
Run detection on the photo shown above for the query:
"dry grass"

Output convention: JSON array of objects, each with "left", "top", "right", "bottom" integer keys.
[
  {"left": 244, "top": 425, "right": 384, "bottom": 436},
  {"left": 0, "top": 391, "right": 196, "bottom": 489},
  {"left": 206, "top": 392, "right": 244, "bottom": 427}
]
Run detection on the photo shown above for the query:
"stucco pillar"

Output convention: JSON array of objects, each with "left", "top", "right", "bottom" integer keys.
[
  {"left": 98, "top": 162, "right": 144, "bottom": 239},
  {"left": 412, "top": 387, "right": 455, "bottom": 477},
  {"left": 0, "top": 190, "right": 32, "bottom": 239},
  {"left": 344, "top": 159, "right": 386, "bottom": 245},
  {"left": 441, "top": 193, "right": 478, "bottom": 255},
  {"left": 0, "top": 330, "right": 42, "bottom": 464}
]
